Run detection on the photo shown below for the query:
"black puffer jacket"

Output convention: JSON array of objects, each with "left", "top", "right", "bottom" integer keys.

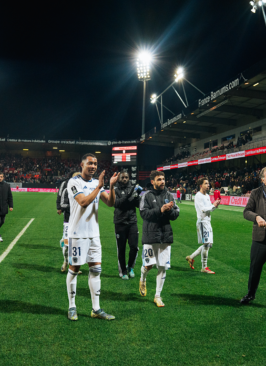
[
  {"left": 114, "top": 182, "right": 140, "bottom": 224},
  {"left": 139, "top": 187, "right": 179, "bottom": 244},
  {"left": 0, "top": 181, "right": 13, "bottom": 216}
]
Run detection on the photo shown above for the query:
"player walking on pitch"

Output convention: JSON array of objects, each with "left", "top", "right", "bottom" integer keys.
[
  {"left": 66, "top": 153, "right": 119, "bottom": 321},
  {"left": 139, "top": 171, "right": 179, "bottom": 307},
  {"left": 56, "top": 172, "right": 80, "bottom": 272},
  {"left": 186, "top": 177, "right": 220, "bottom": 274}
]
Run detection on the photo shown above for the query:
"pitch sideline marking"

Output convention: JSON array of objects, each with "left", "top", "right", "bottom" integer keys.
[{"left": 0, "top": 218, "right": 35, "bottom": 264}]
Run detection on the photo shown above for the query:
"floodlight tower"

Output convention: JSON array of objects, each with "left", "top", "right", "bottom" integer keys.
[
  {"left": 250, "top": 0, "right": 266, "bottom": 25},
  {"left": 136, "top": 52, "right": 152, "bottom": 136}
]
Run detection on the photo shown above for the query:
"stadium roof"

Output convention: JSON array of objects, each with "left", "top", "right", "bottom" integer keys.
[{"left": 141, "top": 59, "right": 266, "bottom": 147}]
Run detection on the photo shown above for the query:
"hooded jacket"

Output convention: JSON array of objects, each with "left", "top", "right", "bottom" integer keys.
[
  {"left": 139, "top": 187, "right": 179, "bottom": 244},
  {"left": 114, "top": 181, "right": 140, "bottom": 225}
]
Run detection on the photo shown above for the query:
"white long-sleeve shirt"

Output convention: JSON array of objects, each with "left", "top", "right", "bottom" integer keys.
[{"left": 195, "top": 191, "right": 216, "bottom": 222}]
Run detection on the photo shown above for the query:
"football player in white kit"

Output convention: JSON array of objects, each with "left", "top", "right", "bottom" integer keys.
[
  {"left": 66, "top": 153, "right": 120, "bottom": 321},
  {"left": 186, "top": 177, "right": 220, "bottom": 274}
]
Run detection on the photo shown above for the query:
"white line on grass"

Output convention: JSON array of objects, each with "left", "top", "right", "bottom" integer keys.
[{"left": 0, "top": 218, "right": 34, "bottom": 264}]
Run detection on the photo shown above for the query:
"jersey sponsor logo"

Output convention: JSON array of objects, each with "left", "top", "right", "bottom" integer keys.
[
  {"left": 71, "top": 186, "right": 78, "bottom": 195},
  {"left": 165, "top": 199, "right": 169, "bottom": 203},
  {"left": 153, "top": 199, "right": 156, "bottom": 202},
  {"left": 83, "top": 186, "right": 87, "bottom": 189},
  {"left": 116, "top": 234, "right": 120, "bottom": 238},
  {"left": 122, "top": 191, "right": 125, "bottom": 194},
  {"left": 73, "top": 257, "right": 78, "bottom": 263}
]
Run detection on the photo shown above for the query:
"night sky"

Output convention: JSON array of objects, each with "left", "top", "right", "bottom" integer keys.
[{"left": 0, "top": 0, "right": 265, "bottom": 141}]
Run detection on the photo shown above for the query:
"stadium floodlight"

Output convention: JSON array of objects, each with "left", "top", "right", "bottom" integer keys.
[
  {"left": 136, "top": 50, "right": 153, "bottom": 135},
  {"left": 150, "top": 94, "right": 157, "bottom": 104},
  {"left": 137, "top": 51, "right": 152, "bottom": 81},
  {"left": 249, "top": 0, "right": 266, "bottom": 25},
  {"left": 174, "top": 67, "right": 185, "bottom": 82}
]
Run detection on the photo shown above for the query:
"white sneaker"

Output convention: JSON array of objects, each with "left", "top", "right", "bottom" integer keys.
[
  {"left": 0, "top": 236, "right": 3, "bottom": 242},
  {"left": 154, "top": 296, "right": 165, "bottom": 307}
]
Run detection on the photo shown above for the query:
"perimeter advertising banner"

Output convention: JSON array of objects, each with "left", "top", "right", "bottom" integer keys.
[
  {"left": 210, "top": 195, "right": 249, "bottom": 207},
  {"left": 157, "top": 145, "right": 266, "bottom": 172}
]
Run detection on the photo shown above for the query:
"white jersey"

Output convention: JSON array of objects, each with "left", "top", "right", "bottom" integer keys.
[
  {"left": 195, "top": 191, "right": 216, "bottom": 223},
  {"left": 67, "top": 175, "right": 105, "bottom": 238}
]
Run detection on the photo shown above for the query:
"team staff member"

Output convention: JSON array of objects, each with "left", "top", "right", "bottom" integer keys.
[
  {"left": 114, "top": 171, "right": 141, "bottom": 280},
  {"left": 241, "top": 167, "right": 266, "bottom": 304},
  {"left": 139, "top": 170, "right": 179, "bottom": 307},
  {"left": 0, "top": 172, "right": 13, "bottom": 242}
]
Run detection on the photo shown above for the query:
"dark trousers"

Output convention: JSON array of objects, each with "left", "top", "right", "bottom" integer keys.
[
  {"left": 248, "top": 239, "right": 266, "bottom": 297},
  {"left": 0, "top": 215, "right": 6, "bottom": 229},
  {"left": 115, "top": 223, "right": 139, "bottom": 276}
]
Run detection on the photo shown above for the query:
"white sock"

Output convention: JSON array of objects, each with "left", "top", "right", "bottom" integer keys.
[
  {"left": 89, "top": 265, "right": 101, "bottom": 312},
  {"left": 63, "top": 245, "right": 68, "bottom": 264},
  {"left": 66, "top": 269, "right": 78, "bottom": 309},
  {"left": 201, "top": 244, "right": 210, "bottom": 269},
  {"left": 155, "top": 266, "right": 166, "bottom": 297},
  {"left": 190, "top": 245, "right": 204, "bottom": 259},
  {"left": 140, "top": 266, "right": 151, "bottom": 282}
]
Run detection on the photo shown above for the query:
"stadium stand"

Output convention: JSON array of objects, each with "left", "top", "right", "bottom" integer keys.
[
  {"left": 0, "top": 154, "right": 117, "bottom": 185},
  {"left": 164, "top": 165, "right": 263, "bottom": 196}
]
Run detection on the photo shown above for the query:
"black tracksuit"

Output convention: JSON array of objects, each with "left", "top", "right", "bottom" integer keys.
[
  {"left": 0, "top": 181, "right": 13, "bottom": 230},
  {"left": 114, "top": 182, "right": 140, "bottom": 276},
  {"left": 56, "top": 180, "right": 70, "bottom": 223}
]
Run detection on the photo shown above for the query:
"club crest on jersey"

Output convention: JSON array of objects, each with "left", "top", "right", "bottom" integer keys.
[{"left": 71, "top": 186, "right": 78, "bottom": 195}]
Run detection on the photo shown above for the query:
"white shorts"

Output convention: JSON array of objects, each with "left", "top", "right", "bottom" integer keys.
[
  {"left": 142, "top": 244, "right": 170, "bottom": 269},
  {"left": 63, "top": 223, "right": 69, "bottom": 240},
  {"left": 68, "top": 237, "right": 102, "bottom": 266},
  {"left": 197, "top": 221, "right": 213, "bottom": 244}
]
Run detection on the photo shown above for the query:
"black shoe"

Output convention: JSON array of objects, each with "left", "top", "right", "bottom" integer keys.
[{"left": 240, "top": 294, "right": 255, "bottom": 305}]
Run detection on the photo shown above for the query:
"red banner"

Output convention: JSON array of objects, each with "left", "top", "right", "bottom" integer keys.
[
  {"left": 170, "top": 164, "right": 179, "bottom": 170},
  {"left": 211, "top": 155, "right": 226, "bottom": 162},
  {"left": 245, "top": 146, "right": 266, "bottom": 157},
  {"left": 210, "top": 195, "right": 249, "bottom": 207},
  {"left": 187, "top": 160, "right": 198, "bottom": 166}
]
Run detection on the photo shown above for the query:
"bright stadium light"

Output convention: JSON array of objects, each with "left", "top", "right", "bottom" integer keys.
[
  {"left": 136, "top": 50, "right": 153, "bottom": 135},
  {"left": 174, "top": 67, "right": 185, "bottom": 82},
  {"left": 150, "top": 94, "right": 157, "bottom": 104},
  {"left": 250, "top": 0, "right": 266, "bottom": 25},
  {"left": 137, "top": 51, "right": 152, "bottom": 80}
]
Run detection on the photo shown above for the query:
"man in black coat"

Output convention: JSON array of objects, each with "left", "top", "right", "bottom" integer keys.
[
  {"left": 241, "top": 167, "right": 266, "bottom": 304},
  {"left": 139, "top": 170, "right": 179, "bottom": 307},
  {"left": 114, "top": 171, "right": 140, "bottom": 279},
  {"left": 0, "top": 172, "right": 13, "bottom": 242}
]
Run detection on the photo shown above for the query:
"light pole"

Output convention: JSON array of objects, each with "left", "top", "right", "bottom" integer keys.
[{"left": 136, "top": 52, "right": 152, "bottom": 136}]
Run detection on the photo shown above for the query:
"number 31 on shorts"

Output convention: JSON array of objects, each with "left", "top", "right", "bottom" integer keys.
[{"left": 73, "top": 247, "right": 81, "bottom": 256}]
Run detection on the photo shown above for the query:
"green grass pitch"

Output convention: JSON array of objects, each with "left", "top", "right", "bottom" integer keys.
[{"left": 0, "top": 192, "right": 265, "bottom": 366}]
